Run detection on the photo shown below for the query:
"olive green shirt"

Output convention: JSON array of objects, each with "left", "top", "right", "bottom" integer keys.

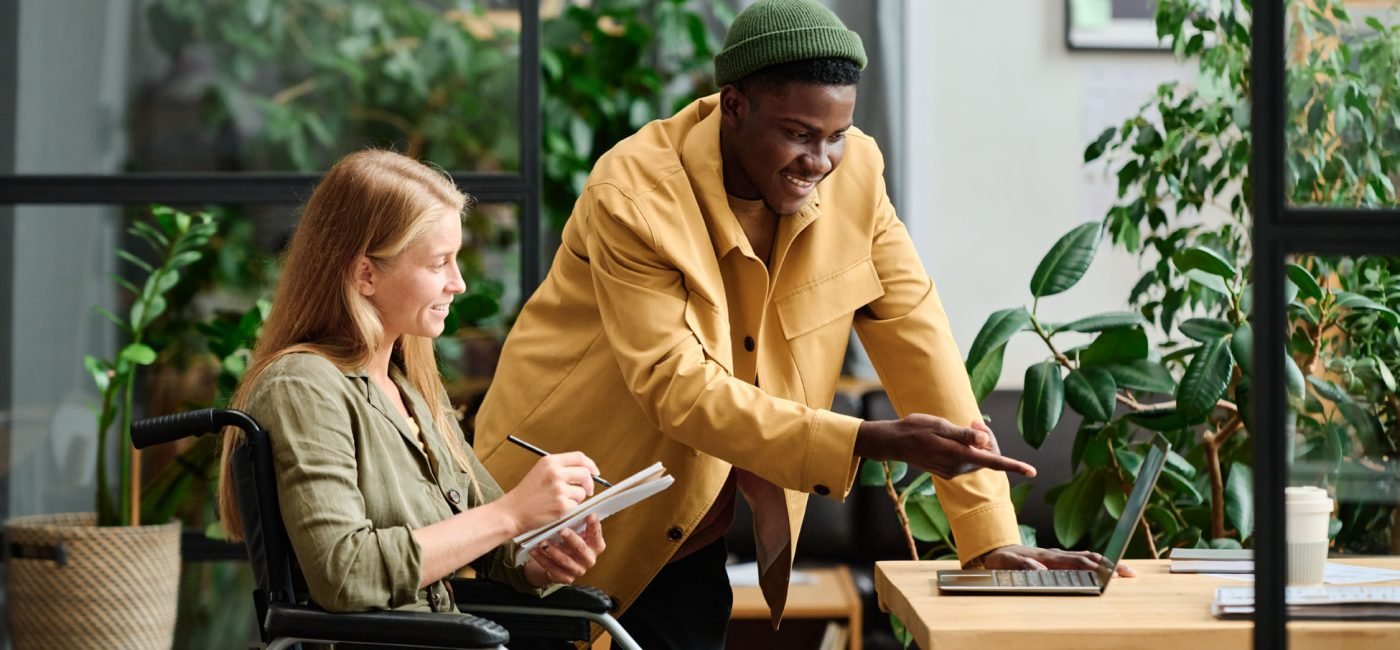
[{"left": 244, "top": 352, "right": 542, "bottom": 613}]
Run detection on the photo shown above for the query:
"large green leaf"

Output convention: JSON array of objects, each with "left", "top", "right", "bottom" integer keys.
[
  {"left": 1102, "top": 359, "right": 1177, "bottom": 393},
  {"left": 906, "top": 492, "right": 952, "bottom": 544},
  {"left": 965, "top": 307, "right": 1031, "bottom": 367},
  {"left": 119, "top": 343, "right": 157, "bottom": 366},
  {"left": 1177, "top": 338, "right": 1234, "bottom": 418},
  {"left": 965, "top": 307, "right": 1030, "bottom": 397},
  {"left": 1103, "top": 472, "right": 1127, "bottom": 519},
  {"left": 1225, "top": 464, "right": 1253, "bottom": 541},
  {"left": 1054, "top": 469, "right": 1104, "bottom": 547},
  {"left": 1231, "top": 322, "right": 1253, "bottom": 376},
  {"left": 1030, "top": 223, "right": 1102, "bottom": 298},
  {"left": 859, "top": 459, "right": 907, "bottom": 487},
  {"left": 1055, "top": 311, "right": 1145, "bottom": 333},
  {"left": 1064, "top": 367, "right": 1116, "bottom": 422},
  {"left": 1080, "top": 328, "right": 1150, "bottom": 366},
  {"left": 1333, "top": 290, "right": 1400, "bottom": 326},
  {"left": 1011, "top": 482, "right": 1033, "bottom": 512},
  {"left": 1127, "top": 406, "right": 1196, "bottom": 431},
  {"left": 1185, "top": 269, "right": 1230, "bottom": 296},
  {"left": 1145, "top": 504, "right": 1180, "bottom": 538},
  {"left": 1019, "top": 362, "right": 1065, "bottom": 449},
  {"left": 1160, "top": 466, "right": 1205, "bottom": 505},
  {"left": 968, "top": 345, "right": 1006, "bottom": 404},
  {"left": 1179, "top": 318, "right": 1233, "bottom": 343},
  {"left": 1165, "top": 450, "right": 1197, "bottom": 479},
  {"left": 1285, "top": 354, "right": 1305, "bottom": 399},
  {"left": 1306, "top": 375, "right": 1349, "bottom": 403},
  {"left": 1286, "top": 263, "right": 1322, "bottom": 302},
  {"left": 1172, "top": 246, "right": 1237, "bottom": 279}
]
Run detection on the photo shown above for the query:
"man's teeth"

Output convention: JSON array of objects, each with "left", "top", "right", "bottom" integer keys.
[{"left": 783, "top": 174, "right": 815, "bottom": 188}]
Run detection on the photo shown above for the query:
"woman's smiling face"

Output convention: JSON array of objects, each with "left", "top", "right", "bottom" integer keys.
[{"left": 364, "top": 210, "right": 466, "bottom": 342}]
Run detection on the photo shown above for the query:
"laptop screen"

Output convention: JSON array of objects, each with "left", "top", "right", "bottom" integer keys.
[{"left": 1094, "top": 434, "right": 1170, "bottom": 586}]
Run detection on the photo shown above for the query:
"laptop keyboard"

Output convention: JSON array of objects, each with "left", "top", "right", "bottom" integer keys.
[{"left": 992, "top": 570, "right": 1098, "bottom": 588}]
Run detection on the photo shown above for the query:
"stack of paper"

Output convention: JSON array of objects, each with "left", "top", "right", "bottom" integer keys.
[
  {"left": 512, "top": 462, "right": 674, "bottom": 565},
  {"left": 1211, "top": 585, "right": 1400, "bottom": 620},
  {"left": 1169, "top": 548, "right": 1253, "bottom": 574}
]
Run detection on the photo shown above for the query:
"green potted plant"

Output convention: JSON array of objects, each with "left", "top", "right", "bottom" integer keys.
[
  {"left": 867, "top": 0, "right": 1400, "bottom": 571},
  {"left": 4, "top": 206, "right": 218, "bottom": 648}
]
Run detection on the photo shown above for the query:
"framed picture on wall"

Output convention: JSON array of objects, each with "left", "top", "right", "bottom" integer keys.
[{"left": 1065, "top": 0, "right": 1168, "bottom": 51}]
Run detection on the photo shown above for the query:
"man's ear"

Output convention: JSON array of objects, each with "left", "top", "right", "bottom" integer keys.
[
  {"left": 719, "top": 85, "right": 748, "bottom": 129},
  {"left": 353, "top": 256, "right": 377, "bottom": 297}
]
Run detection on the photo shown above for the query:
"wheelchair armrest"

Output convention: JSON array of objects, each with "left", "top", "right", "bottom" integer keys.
[
  {"left": 264, "top": 602, "right": 508, "bottom": 648},
  {"left": 451, "top": 578, "right": 615, "bottom": 614}
]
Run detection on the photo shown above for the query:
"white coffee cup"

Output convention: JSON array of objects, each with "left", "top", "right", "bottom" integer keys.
[{"left": 1285, "top": 486, "right": 1333, "bottom": 586}]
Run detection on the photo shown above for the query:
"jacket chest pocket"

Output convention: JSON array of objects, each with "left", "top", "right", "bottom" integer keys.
[
  {"left": 683, "top": 290, "right": 733, "bottom": 373},
  {"left": 776, "top": 258, "right": 885, "bottom": 340}
]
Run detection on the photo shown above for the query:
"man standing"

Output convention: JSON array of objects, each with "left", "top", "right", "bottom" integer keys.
[{"left": 477, "top": 1, "right": 1123, "bottom": 647}]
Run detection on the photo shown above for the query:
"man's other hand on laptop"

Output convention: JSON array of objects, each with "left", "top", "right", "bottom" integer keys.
[{"left": 971, "top": 545, "right": 1137, "bottom": 577}]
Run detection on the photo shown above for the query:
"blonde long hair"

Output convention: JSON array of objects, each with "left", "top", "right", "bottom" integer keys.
[{"left": 218, "top": 149, "right": 475, "bottom": 540}]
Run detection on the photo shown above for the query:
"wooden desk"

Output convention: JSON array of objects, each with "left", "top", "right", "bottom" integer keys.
[
  {"left": 875, "top": 558, "right": 1400, "bottom": 650},
  {"left": 731, "top": 565, "right": 863, "bottom": 650}
]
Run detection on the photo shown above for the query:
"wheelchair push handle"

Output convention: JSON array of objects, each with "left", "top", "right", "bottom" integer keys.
[{"left": 132, "top": 408, "right": 262, "bottom": 449}]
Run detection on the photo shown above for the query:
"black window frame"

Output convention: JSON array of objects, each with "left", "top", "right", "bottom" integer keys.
[{"left": 1251, "top": 3, "right": 1400, "bottom": 647}]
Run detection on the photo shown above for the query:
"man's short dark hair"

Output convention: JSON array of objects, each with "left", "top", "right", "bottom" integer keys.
[{"left": 733, "top": 57, "right": 862, "bottom": 97}]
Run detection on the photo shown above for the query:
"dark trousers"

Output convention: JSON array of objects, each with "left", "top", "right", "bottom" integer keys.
[{"left": 616, "top": 538, "right": 733, "bottom": 650}]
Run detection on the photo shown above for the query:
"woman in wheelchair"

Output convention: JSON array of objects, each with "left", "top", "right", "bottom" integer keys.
[{"left": 215, "top": 149, "right": 607, "bottom": 616}]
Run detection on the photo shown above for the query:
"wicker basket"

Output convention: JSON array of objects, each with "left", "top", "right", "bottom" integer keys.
[{"left": 4, "top": 512, "right": 181, "bottom": 649}]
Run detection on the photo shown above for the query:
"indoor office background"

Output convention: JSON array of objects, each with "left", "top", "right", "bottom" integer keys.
[{"left": 1, "top": 1, "right": 1399, "bottom": 649}]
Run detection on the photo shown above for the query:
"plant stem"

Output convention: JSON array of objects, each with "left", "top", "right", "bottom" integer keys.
[
  {"left": 1204, "top": 416, "right": 1246, "bottom": 540},
  {"left": 884, "top": 461, "right": 918, "bottom": 561},
  {"left": 120, "top": 358, "right": 135, "bottom": 527}
]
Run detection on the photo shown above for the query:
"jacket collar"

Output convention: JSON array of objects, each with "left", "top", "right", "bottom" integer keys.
[{"left": 679, "top": 95, "right": 823, "bottom": 264}]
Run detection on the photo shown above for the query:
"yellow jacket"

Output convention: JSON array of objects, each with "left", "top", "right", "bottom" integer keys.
[{"left": 476, "top": 94, "right": 1020, "bottom": 623}]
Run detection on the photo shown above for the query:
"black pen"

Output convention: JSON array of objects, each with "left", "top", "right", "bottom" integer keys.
[{"left": 506, "top": 435, "right": 613, "bottom": 488}]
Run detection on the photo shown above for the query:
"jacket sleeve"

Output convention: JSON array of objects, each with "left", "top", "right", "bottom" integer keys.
[
  {"left": 583, "top": 184, "right": 862, "bottom": 497},
  {"left": 852, "top": 176, "right": 1023, "bottom": 564},
  {"left": 248, "top": 374, "right": 424, "bottom": 612}
]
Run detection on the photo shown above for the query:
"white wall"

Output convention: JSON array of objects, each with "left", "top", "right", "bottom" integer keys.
[{"left": 905, "top": 1, "right": 1194, "bottom": 389}]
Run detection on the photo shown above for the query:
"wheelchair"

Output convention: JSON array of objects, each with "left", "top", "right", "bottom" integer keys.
[{"left": 133, "top": 408, "right": 641, "bottom": 649}]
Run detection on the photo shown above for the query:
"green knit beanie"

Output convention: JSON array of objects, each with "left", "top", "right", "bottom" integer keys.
[{"left": 713, "top": 0, "right": 867, "bottom": 87}]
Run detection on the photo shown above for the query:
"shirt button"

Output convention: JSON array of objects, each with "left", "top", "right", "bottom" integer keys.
[
  {"left": 743, "top": 336, "right": 755, "bottom": 352},
  {"left": 666, "top": 526, "right": 683, "bottom": 542},
  {"left": 813, "top": 484, "right": 830, "bottom": 496},
  {"left": 446, "top": 488, "right": 462, "bottom": 505}
]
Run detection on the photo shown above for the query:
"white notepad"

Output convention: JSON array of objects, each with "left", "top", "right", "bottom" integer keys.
[{"left": 512, "top": 462, "right": 674, "bottom": 565}]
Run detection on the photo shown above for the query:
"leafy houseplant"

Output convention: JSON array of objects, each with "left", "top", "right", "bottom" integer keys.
[
  {"left": 2, "top": 207, "right": 220, "bottom": 649},
  {"left": 85, "top": 206, "right": 220, "bottom": 527},
  {"left": 868, "top": 0, "right": 1400, "bottom": 565},
  {"left": 539, "top": 0, "right": 730, "bottom": 231}
]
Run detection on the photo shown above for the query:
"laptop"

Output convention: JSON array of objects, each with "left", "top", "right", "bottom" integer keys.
[{"left": 936, "top": 433, "right": 1170, "bottom": 595}]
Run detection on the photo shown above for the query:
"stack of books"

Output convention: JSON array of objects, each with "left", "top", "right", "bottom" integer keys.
[
  {"left": 1169, "top": 548, "right": 1253, "bottom": 574},
  {"left": 1211, "top": 585, "right": 1400, "bottom": 620}
]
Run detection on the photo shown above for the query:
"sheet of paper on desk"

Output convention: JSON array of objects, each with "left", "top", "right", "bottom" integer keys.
[
  {"left": 1200, "top": 562, "right": 1400, "bottom": 584},
  {"left": 725, "top": 561, "right": 817, "bottom": 587}
]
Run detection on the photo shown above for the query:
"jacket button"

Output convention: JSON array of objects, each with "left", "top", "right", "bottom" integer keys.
[
  {"left": 446, "top": 488, "right": 462, "bottom": 505},
  {"left": 813, "top": 484, "right": 830, "bottom": 496},
  {"left": 743, "top": 336, "right": 755, "bottom": 352},
  {"left": 666, "top": 526, "right": 683, "bottom": 542}
]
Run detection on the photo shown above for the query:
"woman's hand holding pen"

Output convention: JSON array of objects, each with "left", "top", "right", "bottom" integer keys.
[{"left": 497, "top": 451, "right": 603, "bottom": 533}]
